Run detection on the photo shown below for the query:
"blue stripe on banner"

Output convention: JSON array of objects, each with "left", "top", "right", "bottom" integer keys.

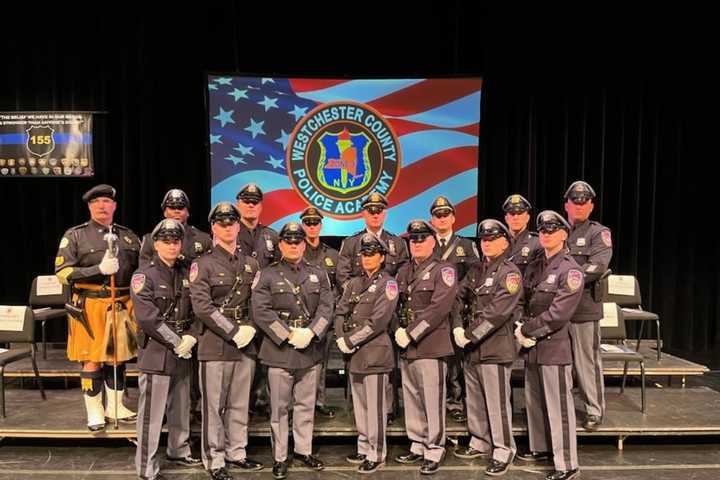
[
  {"left": 456, "top": 224, "right": 477, "bottom": 237},
  {"left": 399, "top": 130, "right": 479, "bottom": 166},
  {"left": 0, "top": 133, "right": 92, "bottom": 145},
  {"left": 211, "top": 170, "right": 291, "bottom": 206},
  {"left": 266, "top": 169, "right": 478, "bottom": 235},
  {"left": 393, "top": 91, "right": 482, "bottom": 128},
  {"left": 295, "top": 79, "right": 424, "bottom": 104}
]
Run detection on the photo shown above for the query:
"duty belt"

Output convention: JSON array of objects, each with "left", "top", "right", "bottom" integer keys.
[
  {"left": 288, "top": 318, "right": 309, "bottom": 328},
  {"left": 73, "top": 286, "right": 130, "bottom": 298},
  {"left": 219, "top": 305, "right": 249, "bottom": 322}
]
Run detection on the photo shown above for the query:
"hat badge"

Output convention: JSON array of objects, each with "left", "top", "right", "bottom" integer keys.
[
  {"left": 219, "top": 204, "right": 231, "bottom": 213},
  {"left": 575, "top": 184, "right": 585, "bottom": 192},
  {"left": 437, "top": 197, "right": 446, "bottom": 206},
  {"left": 511, "top": 194, "right": 520, "bottom": 204},
  {"left": 371, "top": 193, "right": 380, "bottom": 202},
  {"left": 248, "top": 184, "right": 257, "bottom": 192},
  {"left": 289, "top": 222, "right": 299, "bottom": 232}
]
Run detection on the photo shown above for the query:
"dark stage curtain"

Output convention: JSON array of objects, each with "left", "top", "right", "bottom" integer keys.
[{"left": 1, "top": 5, "right": 715, "bottom": 355}]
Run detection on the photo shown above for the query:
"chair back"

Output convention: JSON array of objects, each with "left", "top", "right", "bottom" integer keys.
[
  {"left": 600, "top": 302, "right": 628, "bottom": 342},
  {"left": 0, "top": 306, "right": 34, "bottom": 343},
  {"left": 599, "top": 274, "right": 642, "bottom": 307},
  {"left": 29, "top": 275, "right": 70, "bottom": 308}
]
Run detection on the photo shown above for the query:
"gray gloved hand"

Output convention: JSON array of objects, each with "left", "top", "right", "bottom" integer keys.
[{"left": 289, "top": 327, "right": 314, "bottom": 349}]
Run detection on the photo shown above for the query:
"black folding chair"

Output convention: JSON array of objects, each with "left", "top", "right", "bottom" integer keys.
[{"left": 28, "top": 275, "right": 70, "bottom": 359}]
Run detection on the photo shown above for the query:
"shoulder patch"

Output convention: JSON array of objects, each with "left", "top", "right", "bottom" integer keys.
[
  {"left": 189, "top": 262, "right": 199, "bottom": 282},
  {"left": 441, "top": 266, "right": 456, "bottom": 287},
  {"left": 324, "top": 256, "right": 335, "bottom": 267},
  {"left": 601, "top": 229, "right": 612, "bottom": 247},
  {"left": 385, "top": 279, "right": 398, "bottom": 300},
  {"left": 567, "top": 269, "right": 583, "bottom": 292},
  {"left": 251, "top": 271, "right": 261, "bottom": 290},
  {"left": 505, "top": 272, "right": 521, "bottom": 294},
  {"left": 131, "top": 273, "right": 146, "bottom": 294},
  {"left": 55, "top": 256, "right": 64, "bottom": 267},
  {"left": 59, "top": 237, "right": 69, "bottom": 249}
]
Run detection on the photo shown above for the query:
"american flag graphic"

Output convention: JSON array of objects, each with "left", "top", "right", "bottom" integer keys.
[{"left": 208, "top": 76, "right": 481, "bottom": 236}]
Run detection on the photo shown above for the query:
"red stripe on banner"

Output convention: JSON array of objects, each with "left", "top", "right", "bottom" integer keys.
[
  {"left": 453, "top": 197, "right": 479, "bottom": 232},
  {"left": 259, "top": 189, "right": 307, "bottom": 225},
  {"left": 387, "top": 146, "right": 478, "bottom": 206},
  {"left": 289, "top": 79, "right": 350, "bottom": 93},
  {"left": 388, "top": 118, "right": 480, "bottom": 137},
  {"left": 367, "top": 79, "right": 482, "bottom": 117}
]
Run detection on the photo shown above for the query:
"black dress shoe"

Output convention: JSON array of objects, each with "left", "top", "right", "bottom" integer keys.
[
  {"left": 516, "top": 451, "right": 552, "bottom": 462},
  {"left": 420, "top": 459, "right": 441, "bottom": 475},
  {"left": 358, "top": 459, "right": 385, "bottom": 473},
  {"left": 88, "top": 423, "right": 105, "bottom": 433},
  {"left": 293, "top": 453, "right": 324, "bottom": 470},
  {"left": 453, "top": 446, "right": 488, "bottom": 459},
  {"left": 272, "top": 461, "right": 288, "bottom": 480},
  {"left": 394, "top": 452, "right": 423, "bottom": 464},
  {"left": 582, "top": 415, "right": 602, "bottom": 431},
  {"left": 449, "top": 410, "right": 467, "bottom": 423},
  {"left": 485, "top": 458, "right": 511, "bottom": 476},
  {"left": 346, "top": 453, "right": 367, "bottom": 464},
  {"left": 225, "top": 458, "right": 264, "bottom": 471},
  {"left": 208, "top": 467, "right": 234, "bottom": 480},
  {"left": 545, "top": 468, "right": 580, "bottom": 480},
  {"left": 315, "top": 405, "right": 336, "bottom": 418},
  {"left": 167, "top": 455, "right": 202, "bottom": 466}
]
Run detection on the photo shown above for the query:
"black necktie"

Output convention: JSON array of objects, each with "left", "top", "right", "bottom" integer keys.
[{"left": 441, "top": 238, "right": 446, "bottom": 248}]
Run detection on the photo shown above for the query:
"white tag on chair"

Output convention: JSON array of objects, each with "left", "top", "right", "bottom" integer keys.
[
  {"left": 36, "top": 275, "right": 62, "bottom": 296},
  {"left": 0, "top": 306, "right": 27, "bottom": 331},
  {"left": 608, "top": 275, "right": 636, "bottom": 296},
  {"left": 600, "top": 302, "right": 619, "bottom": 327}
]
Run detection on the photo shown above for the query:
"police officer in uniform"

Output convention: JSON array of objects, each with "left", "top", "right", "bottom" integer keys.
[
  {"left": 252, "top": 222, "right": 334, "bottom": 480},
  {"left": 189, "top": 203, "right": 264, "bottom": 480},
  {"left": 451, "top": 219, "right": 521, "bottom": 476},
  {"left": 132, "top": 219, "right": 202, "bottom": 480},
  {"left": 334, "top": 233, "right": 399, "bottom": 473},
  {"left": 393, "top": 220, "right": 457, "bottom": 475},
  {"left": 429, "top": 195, "right": 480, "bottom": 423},
  {"left": 337, "top": 191, "right": 408, "bottom": 422},
  {"left": 299, "top": 206, "right": 340, "bottom": 419},
  {"left": 337, "top": 192, "right": 409, "bottom": 287},
  {"left": 139, "top": 189, "right": 212, "bottom": 269},
  {"left": 515, "top": 211, "right": 583, "bottom": 480},
  {"left": 235, "top": 183, "right": 280, "bottom": 417},
  {"left": 55, "top": 184, "right": 140, "bottom": 432},
  {"left": 563, "top": 181, "right": 612, "bottom": 431},
  {"left": 502, "top": 194, "right": 542, "bottom": 276},
  {"left": 139, "top": 188, "right": 212, "bottom": 423}
]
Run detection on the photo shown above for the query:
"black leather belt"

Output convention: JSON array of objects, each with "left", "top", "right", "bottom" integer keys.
[
  {"left": 288, "top": 318, "right": 309, "bottom": 328},
  {"left": 219, "top": 306, "right": 248, "bottom": 321}
]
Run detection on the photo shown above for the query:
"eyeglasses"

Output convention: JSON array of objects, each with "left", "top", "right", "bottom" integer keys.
[
  {"left": 240, "top": 198, "right": 260, "bottom": 206},
  {"left": 432, "top": 210, "right": 452, "bottom": 219},
  {"left": 302, "top": 219, "right": 321, "bottom": 227},
  {"left": 365, "top": 206, "right": 385, "bottom": 215},
  {"left": 282, "top": 238, "right": 304, "bottom": 245}
]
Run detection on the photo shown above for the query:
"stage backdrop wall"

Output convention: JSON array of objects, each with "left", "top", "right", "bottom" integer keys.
[{"left": 0, "top": 5, "right": 715, "bottom": 357}]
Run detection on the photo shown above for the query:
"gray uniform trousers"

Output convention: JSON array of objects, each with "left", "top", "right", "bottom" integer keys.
[
  {"left": 199, "top": 355, "right": 255, "bottom": 470},
  {"left": 569, "top": 321, "right": 605, "bottom": 417},
  {"left": 351, "top": 372, "right": 388, "bottom": 462},
  {"left": 464, "top": 362, "right": 516, "bottom": 462},
  {"left": 268, "top": 364, "right": 321, "bottom": 462},
  {"left": 400, "top": 358, "right": 447, "bottom": 462},
  {"left": 525, "top": 363, "right": 578, "bottom": 472},
  {"left": 135, "top": 365, "right": 192, "bottom": 479}
]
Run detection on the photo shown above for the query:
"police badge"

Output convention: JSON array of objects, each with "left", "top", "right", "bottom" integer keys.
[
  {"left": 388, "top": 240, "right": 396, "bottom": 256},
  {"left": 195, "top": 241, "right": 203, "bottom": 253}
]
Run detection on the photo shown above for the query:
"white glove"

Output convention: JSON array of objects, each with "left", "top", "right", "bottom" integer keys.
[
  {"left": 514, "top": 324, "right": 537, "bottom": 348},
  {"left": 173, "top": 335, "right": 197, "bottom": 358},
  {"left": 453, "top": 327, "right": 471, "bottom": 348},
  {"left": 395, "top": 328, "right": 411, "bottom": 348},
  {"left": 336, "top": 337, "right": 355, "bottom": 354},
  {"left": 233, "top": 325, "right": 256, "bottom": 349},
  {"left": 289, "top": 327, "right": 314, "bottom": 350},
  {"left": 99, "top": 250, "right": 119, "bottom": 275}
]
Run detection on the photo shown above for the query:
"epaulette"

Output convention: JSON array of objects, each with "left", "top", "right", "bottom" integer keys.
[{"left": 69, "top": 222, "right": 89, "bottom": 231}]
